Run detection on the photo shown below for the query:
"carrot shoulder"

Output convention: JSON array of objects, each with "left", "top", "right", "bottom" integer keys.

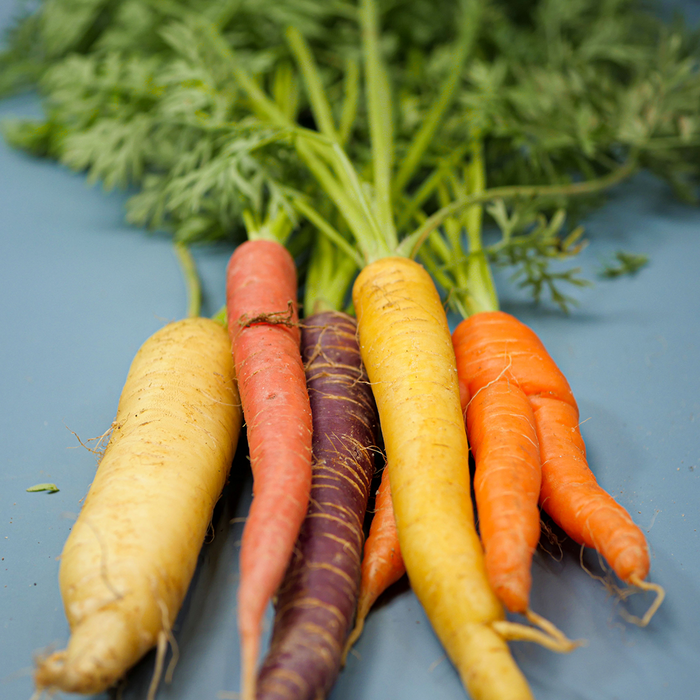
[
  {"left": 354, "top": 258, "right": 533, "bottom": 700},
  {"left": 35, "top": 318, "right": 242, "bottom": 695},
  {"left": 226, "top": 240, "right": 313, "bottom": 700}
]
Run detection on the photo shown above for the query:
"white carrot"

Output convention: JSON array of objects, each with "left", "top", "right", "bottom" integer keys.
[{"left": 35, "top": 317, "right": 243, "bottom": 696}]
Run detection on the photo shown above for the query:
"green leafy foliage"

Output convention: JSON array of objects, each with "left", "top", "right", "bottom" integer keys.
[
  {"left": 0, "top": 2, "right": 45, "bottom": 97},
  {"left": 599, "top": 250, "right": 650, "bottom": 278},
  {"left": 26, "top": 482, "right": 60, "bottom": 493},
  {"left": 1, "top": 0, "right": 699, "bottom": 307}
]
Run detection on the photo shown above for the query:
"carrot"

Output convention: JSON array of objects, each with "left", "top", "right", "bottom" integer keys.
[
  {"left": 453, "top": 310, "right": 664, "bottom": 624},
  {"left": 343, "top": 464, "right": 405, "bottom": 656},
  {"left": 465, "top": 379, "right": 541, "bottom": 615},
  {"left": 225, "top": 238, "right": 313, "bottom": 700},
  {"left": 255, "top": 310, "right": 378, "bottom": 700},
  {"left": 530, "top": 395, "right": 664, "bottom": 623},
  {"left": 354, "top": 257, "right": 534, "bottom": 700},
  {"left": 452, "top": 310, "right": 576, "bottom": 408},
  {"left": 34, "top": 318, "right": 243, "bottom": 696},
  {"left": 345, "top": 343, "right": 574, "bottom": 647}
]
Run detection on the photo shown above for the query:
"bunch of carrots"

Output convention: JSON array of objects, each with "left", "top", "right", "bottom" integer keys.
[{"left": 11, "top": 0, "right": 689, "bottom": 699}]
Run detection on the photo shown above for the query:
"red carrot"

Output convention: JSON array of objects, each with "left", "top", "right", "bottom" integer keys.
[
  {"left": 226, "top": 239, "right": 313, "bottom": 700},
  {"left": 255, "top": 310, "right": 378, "bottom": 700}
]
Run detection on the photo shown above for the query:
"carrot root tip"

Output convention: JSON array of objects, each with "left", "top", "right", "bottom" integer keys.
[
  {"left": 493, "top": 610, "right": 584, "bottom": 654},
  {"left": 146, "top": 630, "right": 168, "bottom": 700},
  {"left": 342, "top": 616, "right": 366, "bottom": 666},
  {"left": 525, "top": 608, "right": 585, "bottom": 653},
  {"left": 621, "top": 576, "right": 665, "bottom": 627}
]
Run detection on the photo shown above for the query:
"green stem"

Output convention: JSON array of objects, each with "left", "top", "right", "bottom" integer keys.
[
  {"left": 401, "top": 158, "right": 638, "bottom": 259},
  {"left": 292, "top": 196, "right": 364, "bottom": 267},
  {"left": 395, "top": 142, "right": 473, "bottom": 232},
  {"left": 338, "top": 57, "right": 360, "bottom": 146},
  {"left": 298, "top": 137, "right": 381, "bottom": 260},
  {"left": 360, "top": 0, "right": 397, "bottom": 247},
  {"left": 286, "top": 26, "right": 339, "bottom": 141},
  {"left": 223, "top": 12, "right": 396, "bottom": 264},
  {"left": 272, "top": 61, "right": 299, "bottom": 122},
  {"left": 244, "top": 207, "right": 293, "bottom": 245},
  {"left": 211, "top": 305, "right": 227, "bottom": 326},
  {"left": 225, "top": 42, "right": 386, "bottom": 261},
  {"left": 304, "top": 233, "right": 358, "bottom": 315},
  {"left": 463, "top": 139, "right": 498, "bottom": 315},
  {"left": 393, "top": 0, "right": 481, "bottom": 196},
  {"left": 173, "top": 242, "right": 202, "bottom": 318}
]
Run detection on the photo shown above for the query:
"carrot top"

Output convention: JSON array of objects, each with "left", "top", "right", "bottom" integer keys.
[{"left": 6, "top": 1, "right": 700, "bottom": 286}]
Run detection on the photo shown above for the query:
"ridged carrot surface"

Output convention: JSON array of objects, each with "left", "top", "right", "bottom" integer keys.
[
  {"left": 453, "top": 310, "right": 575, "bottom": 407},
  {"left": 353, "top": 258, "right": 533, "bottom": 700},
  {"left": 344, "top": 464, "right": 405, "bottom": 653},
  {"left": 226, "top": 240, "right": 313, "bottom": 700},
  {"left": 530, "top": 396, "right": 650, "bottom": 584}
]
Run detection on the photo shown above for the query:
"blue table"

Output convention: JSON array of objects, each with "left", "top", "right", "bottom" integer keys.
[{"left": 2, "top": 3, "right": 699, "bottom": 698}]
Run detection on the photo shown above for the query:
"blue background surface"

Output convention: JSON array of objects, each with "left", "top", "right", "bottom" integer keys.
[{"left": 1, "top": 2, "right": 699, "bottom": 699}]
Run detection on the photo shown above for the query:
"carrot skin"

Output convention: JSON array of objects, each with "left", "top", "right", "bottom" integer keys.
[
  {"left": 226, "top": 240, "right": 313, "bottom": 700},
  {"left": 358, "top": 466, "right": 406, "bottom": 618},
  {"left": 256, "top": 311, "right": 378, "bottom": 700},
  {"left": 453, "top": 311, "right": 575, "bottom": 407},
  {"left": 467, "top": 379, "right": 542, "bottom": 614},
  {"left": 342, "top": 463, "right": 406, "bottom": 658}
]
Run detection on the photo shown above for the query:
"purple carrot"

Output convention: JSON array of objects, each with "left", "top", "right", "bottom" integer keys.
[{"left": 256, "top": 310, "right": 379, "bottom": 700}]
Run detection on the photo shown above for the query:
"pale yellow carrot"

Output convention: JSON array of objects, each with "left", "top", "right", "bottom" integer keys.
[{"left": 35, "top": 318, "right": 243, "bottom": 696}]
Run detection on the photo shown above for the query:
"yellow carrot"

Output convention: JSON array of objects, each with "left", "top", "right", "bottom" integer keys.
[
  {"left": 353, "top": 257, "right": 533, "bottom": 700},
  {"left": 35, "top": 318, "right": 243, "bottom": 696}
]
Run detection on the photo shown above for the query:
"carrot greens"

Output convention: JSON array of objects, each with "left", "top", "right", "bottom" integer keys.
[
  {"left": 3, "top": 0, "right": 699, "bottom": 286},
  {"left": 3, "top": 1, "right": 700, "bottom": 699}
]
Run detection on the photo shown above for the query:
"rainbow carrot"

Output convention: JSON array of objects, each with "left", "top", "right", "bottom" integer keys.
[
  {"left": 226, "top": 239, "right": 313, "bottom": 700},
  {"left": 256, "top": 310, "right": 378, "bottom": 700},
  {"left": 466, "top": 378, "right": 541, "bottom": 614},
  {"left": 343, "top": 464, "right": 405, "bottom": 656}
]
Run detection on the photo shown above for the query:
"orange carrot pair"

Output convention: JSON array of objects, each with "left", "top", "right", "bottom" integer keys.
[{"left": 453, "top": 310, "right": 663, "bottom": 623}]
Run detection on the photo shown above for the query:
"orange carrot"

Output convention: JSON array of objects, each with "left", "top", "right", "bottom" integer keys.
[
  {"left": 226, "top": 239, "right": 313, "bottom": 700},
  {"left": 452, "top": 311, "right": 575, "bottom": 407},
  {"left": 451, "top": 311, "right": 558, "bottom": 614},
  {"left": 466, "top": 379, "right": 541, "bottom": 614},
  {"left": 344, "top": 465, "right": 405, "bottom": 655},
  {"left": 453, "top": 310, "right": 663, "bottom": 623},
  {"left": 530, "top": 397, "right": 660, "bottom": 607}
]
